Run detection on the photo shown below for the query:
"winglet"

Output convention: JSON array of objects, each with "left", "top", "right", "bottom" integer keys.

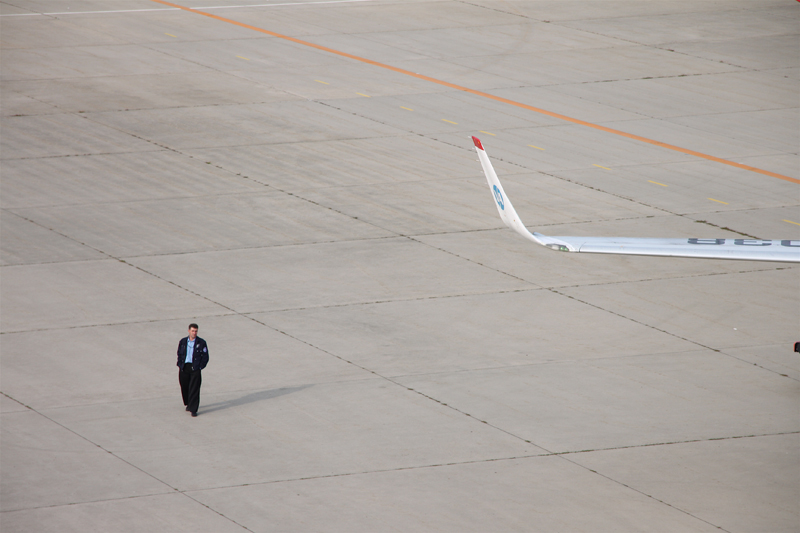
[{"left": 473, "top": 137, "right": 575, "bottom": 251}]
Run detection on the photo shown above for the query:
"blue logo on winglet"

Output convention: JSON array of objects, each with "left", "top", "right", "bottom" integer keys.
[{"left": 493, "top": 185, "right": 504, "bottom": 210}]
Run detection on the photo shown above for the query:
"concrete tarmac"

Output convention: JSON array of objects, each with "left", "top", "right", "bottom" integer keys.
[{"left": 1, "top": 1, "right": 798, "bottom": 531}]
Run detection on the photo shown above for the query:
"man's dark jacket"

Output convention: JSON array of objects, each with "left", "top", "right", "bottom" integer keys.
[{"left": 177, "top": 336, "right": 209, "bottom": 371}]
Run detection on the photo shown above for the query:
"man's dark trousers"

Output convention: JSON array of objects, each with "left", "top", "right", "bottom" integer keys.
[{"left": 180, "top": 366, "right": 202, "bottom": 414}]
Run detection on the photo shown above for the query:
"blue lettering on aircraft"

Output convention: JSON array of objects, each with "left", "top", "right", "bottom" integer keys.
[
  {"left": 687, "top": 239, "right": 800, "bottom": 247},
  {"left": 493, "top": 185, "right": 504, "bottom": 210}
]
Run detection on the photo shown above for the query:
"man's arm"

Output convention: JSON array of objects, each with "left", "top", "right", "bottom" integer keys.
[{"left": 198, "top": 339, "right": 209, "bottom": 369}]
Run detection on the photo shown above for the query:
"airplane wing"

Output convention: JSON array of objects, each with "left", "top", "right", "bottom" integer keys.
[{"left": 472, "top": 136, "right": 800, "bottom": 263}]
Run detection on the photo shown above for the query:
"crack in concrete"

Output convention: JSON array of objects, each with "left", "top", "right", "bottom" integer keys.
[{"left": 0, "top": 392, "right": 254, "bottom": 530}]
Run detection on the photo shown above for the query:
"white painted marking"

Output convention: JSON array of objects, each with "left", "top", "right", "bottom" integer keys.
[{"left": 0, "top": 0, "right": 377, "bottom": 16}]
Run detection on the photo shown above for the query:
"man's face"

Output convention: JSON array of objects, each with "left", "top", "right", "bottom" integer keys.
[{"left": 188, "top": 327, "right": 198, "bottom": 340}]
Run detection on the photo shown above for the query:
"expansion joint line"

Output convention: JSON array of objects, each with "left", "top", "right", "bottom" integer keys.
[
  {"left": 150, "top": 0, "right": 797, "bottom": 184},
  {"left": 0, "top": 393, "right": 254, "bottom": 531}
]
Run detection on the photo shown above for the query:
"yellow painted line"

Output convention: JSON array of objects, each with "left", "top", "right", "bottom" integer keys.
[
  {"left": 236, "top": 55, "right": 250, "bottom": 60},
  {"left": 149, "top": 0, "right": 799, "bottom": 186},
  {"left": 165, "top": 33, "right": 177, "bottom": 37},
  {"left": 528, "top": 145, "right": 544, "bottom": 150},
  {"left": 442, "top": 119, "right": 458, "bottom": 125},
  {"left": 708, "top": 198, "right": 729, "bottom": 205},
  {"left": 783, "top": 219, "right": 800, "bottom": 226},
  {"left": 479, "top": 130, "right": 496, "bottom": 136},
  {"left": 356, "top": 92, "right": 370, "bottom": 97},
  {"left": 400, "top": 106, "right": 413, "bottom": 111},
  {"left": 314, "top": 79, "right": 329, "bottom": 84},
  {"left": 593, "top": 164, "right": 611, "bottom": 170},
  {"left": 648, "top": 180, "right": 668, "bottom": 187}
]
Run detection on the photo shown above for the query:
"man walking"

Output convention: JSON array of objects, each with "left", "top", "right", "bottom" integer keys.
[{"left": 177, "top": 323, "right": 209, "bottom": 417}]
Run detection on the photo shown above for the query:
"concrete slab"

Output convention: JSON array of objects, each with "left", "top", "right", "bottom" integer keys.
[
  {"left": 450, "top": 46, "right": 740, "bottom": 87},
  {"left": 187, "top": 135, "right": 489, "bottom": 192},
  {"left": 0, "top": 151, "right": 267, "bottom": 209},
  {"left": 0, "top": 43, "right": 204, "bottom": 81},
  {"left": 0, "top": 314, "right": 366, "bottom": 410},
  {"left": 734, "top": 153, "right": 800, "bottom": 180},
  {"left": 85, "top": 99, "right": 406, "bottom": 150},
  {"left": 148, "top": 37, "right": 344, "bottom": 73},
  {"left": 129, "top": 237, "right": 530, "bottom": 313},
  {"left": 0, "top": 394, "right": 27, "bottom": 414},
  {"left": 548, "top": 159, "right": 799, "bottom": 217},
  {"left": 11, "top": 191, "right": 392, "bottom": 257},
  {"left": 1, "top": 1, "right": 797, "bottom": 531},
  {"left": 432, "top": 124, "right": 695, "bottom": 173},
  {"left": 595, "top": 118, "right": 783, "bottom": 161},
  {"left": 252, "top": 288, "right": 699, "bottom": 378},
  {"left": 59, "top": 7, "right": 285, "bottom": 43},
  {"left": 669, "top": 34, "right": 799, "bottom": 71},
  {"left": 0, "top": 16, "right": 128, "bottom": 49},
  {"left": 348, "top": 20, "right": 635, "bottom": 61},
  {"left": 0, "top": 113, "right": 158, "bottom": 159},
  {"left": 666, "top": 108, "right": 799, "bottom": 154},
  {"left": 45, "top": 378, "right": 540, "bottom": 492},
  {"left": 557, "top": 6, "right": 795, "bottom": 47},
  {"left": 463, "top": 0, "right": 785, "bottom": 22},
  {"left": 1, "top": 409, "right": 168, "bottom": 512},
  {"left": 2, "top": 70, "right": 302, "bottom": 113},
  {"left": 569, "top": 434, "right": 800, "bottom": 533},
  {"left": 0, "top": 86, "right": 59, "bottom": 116},
  {"left": 292, "top": 166, "right": 665, "bottom": 236},
  {"left": 699, "top": 207, "right": 800, "bottom": 241},
  {"left": 188, "top": 455, "right": 721, "bottom": 532},
  {"left": 1, "top": 259, "right": 225, "bottom": 333},
  {"left": 551, "top": 73, "right": 797, "bottom": 119},
  {"left": 721, "top": 344, "right": 800, "bottom": 382},
  {"left": 558, "top": 268, "right": 799, "bottom": 350},
  {"left": 2, "top": 493, "right": 247, "bottom": 533},
  {"left": 0, "top": 210, "right": 105, "bottom": 266},
  {"left": 396, "top": 351, "right": 799, "bottom": 452},
  {"left": 0, "top": 0, "right": 161, "bottom": 14},
  {"left": 234, "top": 61, "right": 442, "bottom": 101}
]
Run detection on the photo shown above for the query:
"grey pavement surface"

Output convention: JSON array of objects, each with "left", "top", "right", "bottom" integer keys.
[{"left": 1, "top": 1, "right": 798, "bottom": 531}]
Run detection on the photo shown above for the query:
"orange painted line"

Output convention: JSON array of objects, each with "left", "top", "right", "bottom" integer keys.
[{"left": 150, "top": 0, "right": 798, "bottom": 185}]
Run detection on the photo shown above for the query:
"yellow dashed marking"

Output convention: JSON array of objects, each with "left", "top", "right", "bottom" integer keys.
[
  {"left": 165, "top": 33, "right": 177, "bottom": 37},
  {"left": 149, "top": 0, "right": 798, "bottom": 185},
  {"left": 236, "top": 55, "right": 250, "bottom": 60},
  {"left": 442, "top": 119, "right": 458, "bottom": 124},
  {"left": 648, "top": 180, "right": 668, "bottom": 187},
  {"left": 783, "top": 219, "right": 800, "bottom": 226},
  {"left": 528, "top": 145, "right": 544, "bottom": 150},
  {"left": 708, "top": 198, "right": 728, "bottom": 205},
  {"left": 314, "top": 79, "right": 329, "bottom": 84},
  {"left": 356, "top": 92, "right": 370, "bottom": 97},
  {"left": 479, "top": 130, "right": 496, "bottom": 136},
  {"left": 593, "top": 164, "right": 611, "bottom": 170},
  {"left": 400, "top": 106, "right": 413, "bottom": 111}
]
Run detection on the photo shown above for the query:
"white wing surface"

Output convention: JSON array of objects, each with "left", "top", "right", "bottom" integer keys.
[{"left": 472, "top": 136, "right": 800, "bottom": 263}]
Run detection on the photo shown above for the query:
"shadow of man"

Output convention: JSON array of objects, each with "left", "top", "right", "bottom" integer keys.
[{"left": 200, "top": 385, "right": 311, "bottom": 414}]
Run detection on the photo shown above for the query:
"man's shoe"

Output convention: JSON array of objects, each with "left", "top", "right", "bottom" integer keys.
[
  {"left": 186, "top": 406, "right": 191, "bottom": 411},
  {"left": 191, "top": 412, "right": 198, "bottom": 417}
]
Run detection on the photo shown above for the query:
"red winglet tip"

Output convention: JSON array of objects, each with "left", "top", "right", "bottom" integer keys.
[{"left": 472, "top": 136, "right": 484, "bottom": 150}]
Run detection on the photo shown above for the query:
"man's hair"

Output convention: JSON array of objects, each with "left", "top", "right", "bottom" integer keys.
[{"left": 188, "top": 323, "right": 199, "bottom": 330}]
